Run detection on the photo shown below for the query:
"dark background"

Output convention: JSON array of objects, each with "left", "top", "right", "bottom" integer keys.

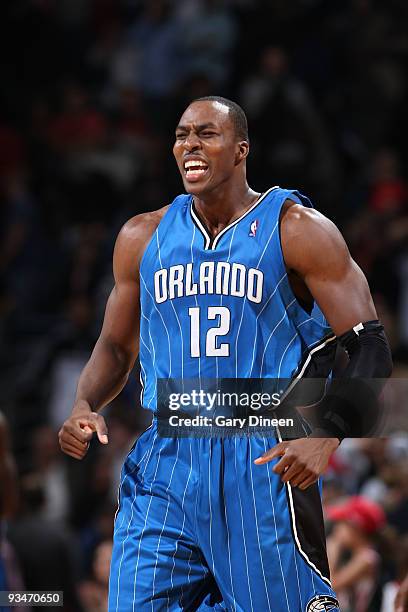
[{"left": 1, "top": 1, "right": 408, "bottom": 610}]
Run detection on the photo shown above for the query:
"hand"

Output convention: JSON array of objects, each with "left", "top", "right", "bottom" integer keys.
[
  {"left": 254, "top": 437, "right": 339, "bottom": 489},
  {"left": 58, "top": 401, "right": 108, "bottom": 460},
  {"left": 395, "top": 574, "right": 408, "bottom": 612}
]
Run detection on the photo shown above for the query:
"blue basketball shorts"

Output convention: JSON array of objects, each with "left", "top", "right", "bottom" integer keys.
[{"left": 108, "top": 420, "right": 339, "bottom": 611}]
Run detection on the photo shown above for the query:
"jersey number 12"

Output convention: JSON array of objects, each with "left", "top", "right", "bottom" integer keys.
[{"left": 188, "top": 306, "right": 231, "bottom": 357}]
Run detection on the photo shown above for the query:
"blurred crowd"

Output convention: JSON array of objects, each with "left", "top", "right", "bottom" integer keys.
[{"left": 1, "top": 0, "right": 408, "bottom": 610}]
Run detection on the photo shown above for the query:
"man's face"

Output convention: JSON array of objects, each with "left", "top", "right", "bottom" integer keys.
[{"left": 173, "top": 101, "right": 246, "bottom": 196}]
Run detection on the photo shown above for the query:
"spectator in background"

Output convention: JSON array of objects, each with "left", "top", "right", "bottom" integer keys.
[
  {"left": 79, "top": 540, "right": 112, "bottom": 612},
  {"left": 179, "top": 0, "right": 237, "bottom": 87},
  {"left": 30, "top": 425, "right": 69, "bottom": 523},
  {"left": 240, "top": 45, "right": 338, "bottom": 207},
  {"left": 47, "top": 295, "right": 97, "bottom": 430},
  {"left": 346, "top": 147, "right": 408, "bottom": 353},
  {"left": 68, "top": 445, "right": 116, "bottom": 532},
  {"left": 0, "top": 411, "right": 25, "bottom": 612},
  {"left": 368, "top": 149, "right": 408, "bottom": 216},
  {"left": 8, "top": 473, "right": 84, "bottom": 612},
  {"left": 394, "top": 566, "right": 408, "bottom": 612},
  {"left": 47, "top": 82, "right": 107, "bottom": 156},
  {"left": 118, "top": 0, "right": 183, "bottom": 132},
  {"left": 78, "top": 502, "right": 116, "bottom": 582},
  {"left": 328, "top": 0, "right": 406, "bottom": 153},
  {"left": 326, "top": 495, "right": 386, "bottom": 612},
  {"left": 379, "top": 535, "right": 408, "bottom": 611},
  {"left": 0, "top": 173, "right": 42, "bottom": 313},
  {"left": 347, "top": 148, "right": 408, "bottom": 272}
]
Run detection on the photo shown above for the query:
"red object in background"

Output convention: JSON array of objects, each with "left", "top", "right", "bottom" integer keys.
[
  {"left": 47, "top": 110, "right": 107, "bottom": 151},
  {"left": 369, "top": 180, "right": 408, "bottom": 214},
  {"left": 0, "top": 125, "right": 26, "bottom": 179},
  {"left": 327, "top": 451, "right": 348, "bottom": 474},
  {"left": 326, "top": 495, "right": 386, "bottom": 534}
]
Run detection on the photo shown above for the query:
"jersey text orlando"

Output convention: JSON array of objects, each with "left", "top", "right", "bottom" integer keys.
[{"left": 154, "top": 261, "right": 264, "bottom": 304}]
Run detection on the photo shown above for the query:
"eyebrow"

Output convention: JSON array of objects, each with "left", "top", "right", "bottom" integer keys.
[{"left": 175, "top": 122, "right": 218, "bottom": 132}]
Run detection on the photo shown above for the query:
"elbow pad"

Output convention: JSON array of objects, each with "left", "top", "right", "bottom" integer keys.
[
  {"left": 312, "top": 320, "right": 393, "bottom": 441},
  {"left": 337, "top": 320, "right": 393, "bottom": 378}
]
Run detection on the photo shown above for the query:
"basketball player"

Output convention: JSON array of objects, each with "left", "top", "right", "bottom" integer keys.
[{"left": 59, "top": 97, "right": 392, "bottom": 611}]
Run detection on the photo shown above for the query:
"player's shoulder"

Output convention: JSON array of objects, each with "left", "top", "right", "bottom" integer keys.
[
  {"left": 119, "top": 205, "right": 171, "bottom": 242},
  {"left": 281, "top": 198, "right": 344, "bottom": 248},
  {"left": 280, "top": 198, "right": 350, "bottom": 272},
  {"left": 117, "top": 192, "right": 190, "bottom": 252},
  {"left": 113, "top": 205, "right": 170, "bottom": 274},
  {"left": 116, "top": 205, "right": 169, "bottom": 251}
]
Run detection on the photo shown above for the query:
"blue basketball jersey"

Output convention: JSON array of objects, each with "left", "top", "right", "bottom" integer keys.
[
  {"left": 109, "top": 187, "right": 341, "bottom": 611},
  {"left": 139, "top": 186, "right": 333, "bottom": 411}
]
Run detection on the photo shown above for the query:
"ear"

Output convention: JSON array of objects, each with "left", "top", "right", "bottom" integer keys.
[{"left": 235, "top": 140, "right": 249, "bottom": 165}]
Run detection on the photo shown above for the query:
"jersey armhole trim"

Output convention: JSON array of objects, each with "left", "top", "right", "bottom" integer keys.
[
  {"left": 276, "top": 190, "right": 324, "bottom": 321},
  {"left": 139, "top": 196, "right": 187, "bottom": 274}
]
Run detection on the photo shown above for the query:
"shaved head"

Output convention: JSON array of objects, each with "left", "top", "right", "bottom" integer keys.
[{"left": 191, "top": 96, "right": 249, "bottom": 142}]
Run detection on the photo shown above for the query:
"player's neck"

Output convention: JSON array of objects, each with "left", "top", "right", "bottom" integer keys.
[{"left": 192, "top": 182, "right": 260, "bottom": 236}]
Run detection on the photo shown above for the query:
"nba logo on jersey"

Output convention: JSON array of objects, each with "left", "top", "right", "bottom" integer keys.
[{"left": 249, "top": 219, "right": 259, "bottom": 237}]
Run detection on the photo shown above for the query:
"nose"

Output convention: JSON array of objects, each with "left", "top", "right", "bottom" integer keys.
[{"left": 183, "top": 132, "right": 201, "bottom": 151}]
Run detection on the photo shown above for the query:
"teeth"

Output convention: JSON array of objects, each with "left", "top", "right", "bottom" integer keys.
[
  {"left": 186, "top": 168, "right": 207, "bottom": 176},
  {"left": 184, "top": 160, "right": 208, "bottom": 169}
]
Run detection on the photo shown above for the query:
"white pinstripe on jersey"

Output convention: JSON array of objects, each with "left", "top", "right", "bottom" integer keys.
[
  {"left": 156, "top": 230, "right": 185, "bottom": 380},
  {"left": 216, "top": 224, "right": 237, "bottom": 381},
  {"left": 151, "top": 439, "right": 180, "bottom": 608},
  {"left": 190, "top": 225, "right": 202, "bottom": 384},
  {"left": 249, "top": 441, "right": 272, "bottom": 611},
  {"left": 263, "top": 437, "right": 291, "bottom": 612},
  {"left": 259, "top": 299, "right": 297, "bottom": 377},
  {"left": 234, "top": 437, "right": 254, "bottom": 612},
  {"left": 171, "top": 439, "right": 193, "bottom": 607},
  {"left": 132, "top": 444, "right": 165, "bottom": 611},
  {"left": 207, "top": 441, "right": 216, "bottom": 578},
  {"left": 248, "top": 271, "right": 288, "bottom": 376},
  {"left": 141, "top": 312, "right": 157, "bottom": 409},
  {"left": 277, "top": 317, "right": 314, "bottom": 379},
  {"left": 222, "top": 460, "right": 236, "bottom": 612},
  {"left": 115, "top": 429, "right": 158, "bottom": 612},
  {"left": 140, "top": 272, "right": 172, "bottom": 378}
]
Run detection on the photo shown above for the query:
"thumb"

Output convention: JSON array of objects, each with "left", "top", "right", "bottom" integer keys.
[
  {"left": 80, "top": 414, "right": 109, "bottom": 444},
  {"left": 92, "top": 413, "right": 109, "bottom": 445}
]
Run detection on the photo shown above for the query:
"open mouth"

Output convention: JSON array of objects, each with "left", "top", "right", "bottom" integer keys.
[{"left": 183, "top": 159, "right": 209, "bottom": 181}]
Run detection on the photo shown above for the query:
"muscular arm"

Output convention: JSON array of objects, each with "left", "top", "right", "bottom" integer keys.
[
  {"left": 281, "top": 201, "right": 377, "bottom": 335},
  {"left": 74, "top": 221, "right": 143, "bottom": 413},
  {"left": 283, "top": 201, "right": 391, "bottom": 435},
  {"left": 255, "top": 201, "right": 392, "bottom": 485},
  {"left": 59, "top": 208, "right": 168, "bottom": 459}
]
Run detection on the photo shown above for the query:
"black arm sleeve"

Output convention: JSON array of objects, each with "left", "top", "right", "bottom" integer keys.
[{"left": 310, "top": 320, "right": 393, "bottom": 441}]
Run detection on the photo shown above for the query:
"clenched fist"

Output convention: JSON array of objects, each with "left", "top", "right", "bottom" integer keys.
[{"left": 58, "top": 401, "right": 108, "bottom": 460}]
